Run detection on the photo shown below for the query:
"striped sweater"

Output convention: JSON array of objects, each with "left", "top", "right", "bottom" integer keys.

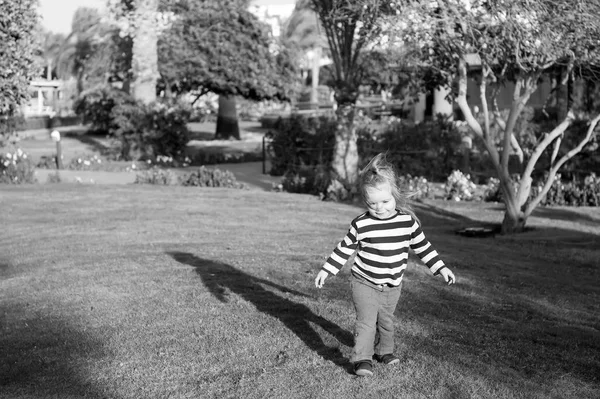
[{"left": 322, "top": 210, "right": 446, "bottom": 286}]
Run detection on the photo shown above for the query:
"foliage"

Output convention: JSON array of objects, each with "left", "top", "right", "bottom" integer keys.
[
  {"left": 68, "top": 154, "right": 104, "bottom": 170},
  {"left": 0, "top": 0, "right": 39, "bottom": 141},
  {"left": 309, "top": 0, "right": 397, "bottom": 105},
  {"left": 74, "top": 85, "right": 137, "bottom": 135},
  {"left": 281, "top": 164, "right": 330, "bottom": 196},
  {"left": 357, "top": 116, "right": 464, "bottom": 181},
  {"left": 266, "top": 114, "right": 336, "bottom": 177},
  {"left": 158, "top": 0, "right": 299, "bottom": 101},
  {"left": 55, "top": 7, "right": 117, "bottom": 94},
  {"left": 539, "top": 173, "right": 600, "bottom": 207},
  {"left": 110, "top": 100, "right": 191, "bottom": 160},
  {"left": 396, "top": 0, "right": 600, "bottom": 233},
  {"left": 0, "top": 148, "right": 36, "bottom": 184},
  {"left": 399, "top": 175, "right": 432, "bottom": 201},
  {"left": 134, "top": 166, "right": 174, "bottom": 185},
  {"left": 179, "top": 166, "right": 247, "bottom": 189},
  {"left": 75, "top": 86, "right": 191, "bottom": 160},
  {"left": 444, "top": 170, "right": 477, "bottom": 201}
]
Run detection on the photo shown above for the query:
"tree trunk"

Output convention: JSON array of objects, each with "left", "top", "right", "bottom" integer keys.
[
  {"left": 310, "top": 47, "right": 321, "bottom": 107},
  {"left": 331, "top": 103, "right": 358, "bottom": 191},
  {"left": 215, "top": 95, "right": 240, "bottom": 140},
  {"left": 132, "top": 0, "right": 158, "bottom": 104},
  {"left": 501, "top": 210, "right": 527, "bottom": 234}
]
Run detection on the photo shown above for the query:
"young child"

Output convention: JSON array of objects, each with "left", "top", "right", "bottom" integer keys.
[{"left": 315, "top": 153, "right": 456, "bottom": 377}]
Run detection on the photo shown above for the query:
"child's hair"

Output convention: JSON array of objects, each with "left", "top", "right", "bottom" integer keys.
[{"left": 359, "top": 153, "right": 419, "bottom": 222}]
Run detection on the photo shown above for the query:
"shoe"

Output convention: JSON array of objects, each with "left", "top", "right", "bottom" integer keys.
[
  {"left": 353, "top": 360, "right": 373, "bottom": 376},
  {"left": 373, "top": 353, "right": 400, "bottom": 365}
]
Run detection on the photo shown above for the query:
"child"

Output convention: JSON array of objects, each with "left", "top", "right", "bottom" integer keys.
[{"left": 314, "top": 153, "right": 456, "bottom": 377}]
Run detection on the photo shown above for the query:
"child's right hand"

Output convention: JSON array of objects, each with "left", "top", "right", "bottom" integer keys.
[{"left": 315, "top": 270, "right": 328, "bottom": 288}]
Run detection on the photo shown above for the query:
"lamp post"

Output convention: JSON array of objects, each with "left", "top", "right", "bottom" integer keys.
[{"left": 50, "top": 130, "right": 63, "bottom": 169}]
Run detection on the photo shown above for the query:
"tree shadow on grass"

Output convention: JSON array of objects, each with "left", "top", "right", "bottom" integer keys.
[
  {"left": 64, "top": 132, "right": 113, "bottom": 157},
  {"left": 0, "top": 304, "right": 107, "bottom": 398},
  {"left": 167, "top": 251, "right": 354, "bottom": 371},
  {"left": 532, "top": 206, "right": 600, "bottom": 227},
  {"left": 397, "top": 203, "right": 600, "bottom": 389}
]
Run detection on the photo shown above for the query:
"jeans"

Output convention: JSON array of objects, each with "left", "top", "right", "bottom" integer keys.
[{"left": 350, "top": 274, "right": 402, "bottom": 363}]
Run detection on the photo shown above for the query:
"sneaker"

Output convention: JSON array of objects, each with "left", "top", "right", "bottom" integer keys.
[
  {"left": 353, "top": 360, "right": 374, "bottom": 376},
  {"left": 373, "top": 353, "right": 400, "bottom": 365}
]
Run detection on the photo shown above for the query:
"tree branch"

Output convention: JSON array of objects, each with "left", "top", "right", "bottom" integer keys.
[{"left": 525, "top": 113, "right": 600, "bottom": 215}]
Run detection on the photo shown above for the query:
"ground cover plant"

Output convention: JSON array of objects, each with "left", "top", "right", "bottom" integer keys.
[{"left": 1, "top": 185, "right": 598, "bottom": 398}]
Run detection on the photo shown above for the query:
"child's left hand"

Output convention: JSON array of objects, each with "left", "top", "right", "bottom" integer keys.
[{"left": 439, "top": 267, "right": 456, "bottom": 285}]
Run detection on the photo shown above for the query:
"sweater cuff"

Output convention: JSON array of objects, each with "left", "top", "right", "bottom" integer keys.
[{"left": 433, "top": 265, "right": 447, "bottom": 276}]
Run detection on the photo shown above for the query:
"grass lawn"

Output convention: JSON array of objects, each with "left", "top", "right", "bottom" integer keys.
[{"left": 1, "top": 185, "right": 599, "bottom": 399}]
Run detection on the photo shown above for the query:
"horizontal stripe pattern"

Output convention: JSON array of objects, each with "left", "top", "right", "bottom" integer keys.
[{"left": 322, "top": 211, "right": 445, "bottom": 285}]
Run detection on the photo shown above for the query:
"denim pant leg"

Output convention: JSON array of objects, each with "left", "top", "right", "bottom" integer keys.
[
  {"left": 350, "top": 279, "right": 379, "bottom": 363},
  {"left": 375, "top": 284, "right": 402, "bottom": 356}
]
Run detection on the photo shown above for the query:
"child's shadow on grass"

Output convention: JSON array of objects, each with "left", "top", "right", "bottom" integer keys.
[{"left": 167, "top": 251, "right": 354, "bottom": 370}]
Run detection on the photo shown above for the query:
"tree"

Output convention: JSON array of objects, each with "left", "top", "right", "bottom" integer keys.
[
  {"left": 0, "top": 0, "right": 39, "bottom": 142},
  {"left": 397, "top": 0, "right": 600, "bottom": 234},
  {"left": 107, "top": 0, "right": 173, "bottom": 104},
  {"left": 55, "top": 7, "right": 114, "bottom": 95},
  {"left": 158, "top": 0, "right": 298, "bottom": 139},
  {"left": 309, "top": 0, "right": 395, "bottom": 194},
  {"left": 283, "top": 0, "right": 328, "bottom": 106},
  {"left": 38, "top": 30, "right": 66, "bottom": 80}
]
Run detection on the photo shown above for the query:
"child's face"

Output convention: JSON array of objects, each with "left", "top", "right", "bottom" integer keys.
[{"left": 364, "top": 182, "right": 396, "bottom": 219}]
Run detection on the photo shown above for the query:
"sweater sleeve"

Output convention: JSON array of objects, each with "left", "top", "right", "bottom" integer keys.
[
  {"left": 409, "top": 219, "right": 446, "bottom": 275},
  {"left": 322, "top": 223, "right": 359, "bottom": 275}
]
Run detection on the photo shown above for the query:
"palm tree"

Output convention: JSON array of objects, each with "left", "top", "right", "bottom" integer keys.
[
  {"left": 55, "top": 7, "right": 113, "bottom": 95},
  {"left": 39, "top": 30, "right": 66, "bottom": 80},
  {"left": 283, "top": 0, "right": 328, "bottom": 106}
]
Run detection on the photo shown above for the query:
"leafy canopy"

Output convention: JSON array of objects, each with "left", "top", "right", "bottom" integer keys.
[
  {"left": 0, "top": 0, "right": 40, "bottom": 116},
  {"left": 395, "top": 0, "right": 600, "bottom": 92},
  {"left": 158, "top": 0, "right": 299, "bottom": 101}
]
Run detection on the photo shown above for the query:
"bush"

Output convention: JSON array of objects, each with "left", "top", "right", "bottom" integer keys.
[
  {"left": 68, "top": 154, "right": 104, "bottom": 170},
  {"left": 444, "top": 170, "right": 477, "bottom": 201},
  {"left": 281, "top": 164, "right": 330, "bottom": 196},
  {"left": 266, "top": 114, "right": 336, "bottom": 177},
  {"left": 179, "top": 166, "right": 247, "bottom": 189},
  {"left": 0, "top": 114, "right": 24, "bottom": 147},
  {"left": 358, "top": 115, "right": 464, "bottom": 181},
  {"left": 538, "top": 173, "right": 600, "bottom": 206},
  {"left": 134, "top": 166, "right": 174, "bottom": 185},
  {"left": 0, "top": 148, "right": 36, "bottom": 184},
  {"left": 399, "top": 175, "right": 432, "bottom": 201},
  {"left": 110, "top": 101, "right": 191, "bottom": 161},
  {"left": 74, "top": 85, "right": 136, "bottom": 135}
]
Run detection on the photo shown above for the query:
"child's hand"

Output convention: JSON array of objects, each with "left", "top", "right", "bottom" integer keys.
[
  {"left": 439, "top": 267, "right": 456, "bottom": 285},
  {"left": 315, "top": 270, "right": 328, "bottom": 288}
]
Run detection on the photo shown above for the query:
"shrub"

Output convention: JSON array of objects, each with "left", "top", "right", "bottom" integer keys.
[
  {"left": 74, "top": 85, "right": 136, "bottom": 135},
  {"left": 266, "top": 113, "right": 336, "bottom": 177},
  {"left": 399, "top": 175, "right": 432, "bottom": 201},
  {"left": 281, "top": 164, "right": 330, "bottom": 196},
  {"left": 0, "top": 114, "right": 24, "bottom": 147},
  {"left": 68, "top": 154, "right": 104, "bottom": 170},
  {"left": 358, "top": 115, "right": 464, "bottom": 181},
  {"left": 110, "top": 101, "right": 191, "bottom": 161},
  {"left": 0, "top": 148, "right": 36, "bottom": 184},
  {"left": 482, "top": 177, "right": 503, "bottom": 202},
  {"left": 537, "top": 173, "right": 600, "bottom": 206},
  {"left": 444, "top": 170, "right": 477, "bottom": 201},
  {"left": 134, "top": 166, "right": 174, "bottom": 185},
  {"left": 179, "top": 166, "right": 247, "bottom": 189}
]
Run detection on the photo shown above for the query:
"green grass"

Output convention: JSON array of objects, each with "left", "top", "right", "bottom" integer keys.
[{"left": 1, "top": 185, "right": 599, "bottom": 398}]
